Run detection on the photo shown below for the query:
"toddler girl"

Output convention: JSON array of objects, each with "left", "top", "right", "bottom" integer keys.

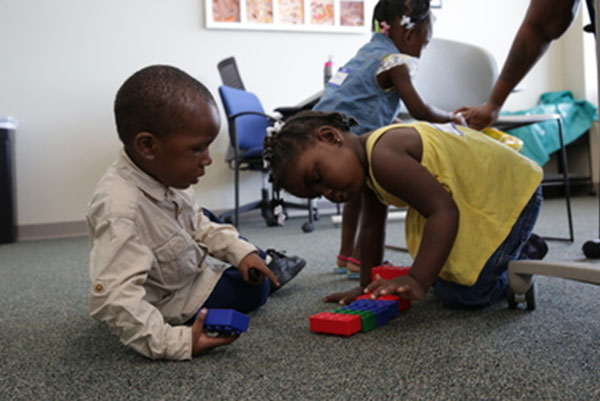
[
  {"left": 313, "top": 0, "right": 465, "bottom": 277},
  {"left": 264, "top": 111, "right": 542, "bottom": 308}
]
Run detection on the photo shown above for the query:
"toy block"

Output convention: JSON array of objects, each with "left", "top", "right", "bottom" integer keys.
[
  {"left": 356, "top": 293, "right": 412, "bottom": 312},
  {"left": 371, "top": 265, "right": 411, "bottom": 282},
  {"left": 377, "top": 294, "right": 412, "bottom": 311},
  {"left": 202, "top": 309, "right": 249, "bottom": 335},
  {"left": 309, "top": 312, "right": 362, "bottom": 336},
  {"left": 333, "top": 307, "right": 377, "bottom": 332},
  {"left": 373, "top": 300, "right": 399, "bottom": 320},
  {"left": 346, "top": 299, "right": 391, "bottom": 327}
]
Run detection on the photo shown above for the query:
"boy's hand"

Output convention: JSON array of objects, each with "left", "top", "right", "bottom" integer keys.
[
  {"left": 238, "top": 252, "right": 280, "bottom": 288},
  {"left": 191, "top": 309, "right": 239, "bottom": 356},
  {"left": 365, "top": 275, "right": 426, "bottom": 301},
  {"left": 322, "top": 286, "right": 364, "bottom": 305}
]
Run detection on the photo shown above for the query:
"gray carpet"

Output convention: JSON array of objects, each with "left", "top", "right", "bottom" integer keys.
[{"left": 1, "top": 196, "right": 600, "bottom": 400}]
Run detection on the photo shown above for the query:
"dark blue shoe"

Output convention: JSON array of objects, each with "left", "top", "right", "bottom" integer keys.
[
  {"left": 266, "top": 249, "right": 306, "bottom": 294},
  {"left": 522, "top": 233, "right": 548, "bottom": 260}
]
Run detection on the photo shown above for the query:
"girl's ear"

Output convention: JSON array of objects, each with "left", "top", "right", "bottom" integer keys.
[
  {"left": 133, "top": 132, "right": 158, "bottom": 160},
  {"left": 404, "top": 26, "right": 417, "bottom": 44},
  {"left": 316, "top": 125, "right": 343, "bottom": 145}
]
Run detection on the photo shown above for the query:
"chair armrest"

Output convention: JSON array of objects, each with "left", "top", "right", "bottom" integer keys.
[{"left": 228, "top": 110, "right": 279, "bottom": 123}]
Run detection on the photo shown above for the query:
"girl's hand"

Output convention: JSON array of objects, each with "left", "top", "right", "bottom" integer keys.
[
  {"left": 238, "top": 252, "right": 280, "bottom": 287},
  {"left": 451, "top": 112, "right": 467, "bottom": 126},
  {"left": 191, "top": 309, "right": 239, "bottom": 356},
  {"left": 322, "top": 286, "right": 364, "bottom": 305},
  {"left": 365, "top": 275, "right": 426, "bottom": 301}
]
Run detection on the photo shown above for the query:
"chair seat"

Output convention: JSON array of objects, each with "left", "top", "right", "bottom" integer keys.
[{"left": 240, "top": 146, "right": 263, "bottom": 159}]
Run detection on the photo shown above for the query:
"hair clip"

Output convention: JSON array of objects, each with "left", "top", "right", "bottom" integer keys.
[
  {"left": 266, "top": 120, "right": 284, "bottom": 138},
  {"left": 263, "top": 120, "right": 284, "bottom": 169},
  {"left": 375, "top": 20, "right": 391, "bottom": 35},
  {"left": 379, "top": 21, "right": 391, "bottom": 35},
  {"left": 400, "top": 15, "right": 415, "bottom": 29}
]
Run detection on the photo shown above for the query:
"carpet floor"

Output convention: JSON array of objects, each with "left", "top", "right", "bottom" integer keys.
[{"left": 1, "top": 195, "right": 599, "bottom": 400}]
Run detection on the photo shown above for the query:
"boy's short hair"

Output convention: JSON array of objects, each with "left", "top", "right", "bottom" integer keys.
[{"left": 114, "top": 65, "right": 216, "bottom": 145}]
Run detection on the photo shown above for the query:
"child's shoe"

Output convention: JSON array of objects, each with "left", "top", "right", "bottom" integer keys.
[{"left": 522, "top": 233, "right": 548, "bottom": 260}]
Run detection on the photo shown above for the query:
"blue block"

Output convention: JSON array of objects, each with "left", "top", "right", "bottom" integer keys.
[
  {"left": 346, "top": 300, "right": 392, "bottom": 327},
  {"left": 202, "top": 309, "right": 250, "bottom": 335},
  {"left": 374, "top": 300, "right": 399, "bottom": 320}
]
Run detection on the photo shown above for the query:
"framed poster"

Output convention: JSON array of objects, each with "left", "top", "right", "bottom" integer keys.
[{"left": 206, "top": 0, "right": 368, "bottom": 33}]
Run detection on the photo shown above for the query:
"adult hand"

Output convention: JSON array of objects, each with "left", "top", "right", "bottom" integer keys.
[
  {"left": 460, "top": 102, "right": 500, "bottom": 131},
  {"left": 191, "top": 308, "right": 239, "bottom": 356},
  {"left": 322, "top": 286, "right": 364, "bottom": 305},
  {"left": 238, "top": 252, "right": 280, "bottom": 287},
  {"left": 451, "top": 111, "right": 467, "bottom": 126},
  {"left": 364, "top": 275, "right": 426, "bottom": 301}
]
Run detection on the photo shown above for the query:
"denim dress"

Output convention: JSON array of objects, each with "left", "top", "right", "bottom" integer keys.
[{"left": 314, "top": 33, "right": 415, "bottom": 135}]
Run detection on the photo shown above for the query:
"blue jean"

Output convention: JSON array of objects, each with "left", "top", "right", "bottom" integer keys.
[
  {"left": 200, "top": 208, "right": 270, "bottom": 313},
  {"left": 202, "top": 267, "right": 270, "bottom": 313},
  {"left": 433, "top": 187, "right": 543, "bottom": 308}
]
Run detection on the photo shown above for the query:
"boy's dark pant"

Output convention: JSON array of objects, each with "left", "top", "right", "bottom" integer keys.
[{"left": 200, "top": 208, "right": 270, "bottom": 313}]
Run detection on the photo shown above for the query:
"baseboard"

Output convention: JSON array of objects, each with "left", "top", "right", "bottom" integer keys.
[
  {"left": 13, "top": 199, "right": 337, "bottom": 241},
  {"left": 18, "top": 220, "right": 88, "bottom": 241}
]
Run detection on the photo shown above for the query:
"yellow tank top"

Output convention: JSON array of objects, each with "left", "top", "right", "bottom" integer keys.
[{"left": 365, "top": 122, "right": 543, "bottom": 286}]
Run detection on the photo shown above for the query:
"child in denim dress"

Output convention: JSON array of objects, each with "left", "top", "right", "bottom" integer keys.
[{"left": 313, "top": 0, "right": 465, "bottom": 278}]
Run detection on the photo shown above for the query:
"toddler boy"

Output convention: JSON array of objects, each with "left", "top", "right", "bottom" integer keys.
[{"left": 87, "top": 65, "right": 305, "bottom": 360}]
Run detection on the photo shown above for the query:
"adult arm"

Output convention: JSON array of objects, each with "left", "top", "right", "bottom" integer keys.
[{"left": 464, "top": 0, "right": 581, "bottom": 130}]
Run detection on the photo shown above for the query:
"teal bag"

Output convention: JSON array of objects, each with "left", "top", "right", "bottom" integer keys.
[{"left": 501, "top": 90, "right": 598, "bottom": 166}]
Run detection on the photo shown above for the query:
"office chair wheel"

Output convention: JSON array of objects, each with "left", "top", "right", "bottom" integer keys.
[
  {"left": 265, "top": 216, "right": 280, "bottom": 227},
  {"left": 312, "top": 207, "right": 320, "bottom": 221},
  {"left": 506, "top": 284, "right": 536, "bottom": 310},
  {"left": 302, "top": 222, "right": 314, "bottom": 233},
  {"left": 583, "top": 239, "right": 600, "bottom": 259},
  {"left": 525, "top": 285, "right": 536, "bottom": 311},
  {"left": 506, "top": 287, "right": 517, "bottom": 309}
]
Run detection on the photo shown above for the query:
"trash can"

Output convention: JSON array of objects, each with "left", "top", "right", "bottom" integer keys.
[{"left": 0, "top": 116, "right": 18, "bottom": 244}]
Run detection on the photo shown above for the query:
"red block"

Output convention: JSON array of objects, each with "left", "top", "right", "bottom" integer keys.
[
  {"left": 309, "top": 312, "right": 362, "bottom": 337},
  {"left": 371, "top": 265, "right": 411, "bottom": 282}
]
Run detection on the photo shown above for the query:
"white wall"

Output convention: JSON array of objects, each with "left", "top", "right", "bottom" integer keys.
[{"left": 0, "top": 0, "right": 595, "bottom": 229}]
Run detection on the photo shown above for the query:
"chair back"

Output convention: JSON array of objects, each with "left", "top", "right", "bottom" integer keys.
[
  {"left": 218, "top": 85, "right": 269, "bottom": 151},
  {"left": 401, "top": 38, "right": 498, "bottom": 113},
  {"left": 217, "top": 57, "right": 245, "bottom": 90}
]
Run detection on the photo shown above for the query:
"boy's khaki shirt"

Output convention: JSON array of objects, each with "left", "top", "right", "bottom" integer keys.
[{"left": 87, "top": 150, "right": 256, "bottom": 360}]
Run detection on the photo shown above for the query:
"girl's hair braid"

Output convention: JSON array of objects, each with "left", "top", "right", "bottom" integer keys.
[
  {"left": 263, "top": 111, "right": 356, "bottom": 188},
  {"left": 372, "top": 0, "right": 430, "bottom": 31}
]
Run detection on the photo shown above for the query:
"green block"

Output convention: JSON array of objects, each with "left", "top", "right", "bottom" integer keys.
[{"left": 332, "top": 308, "right": 376, "bottom": 332}]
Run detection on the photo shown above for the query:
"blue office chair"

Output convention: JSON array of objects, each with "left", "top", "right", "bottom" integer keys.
[{"left": 217, "top": 85, "right": 317, "bottom": 232}]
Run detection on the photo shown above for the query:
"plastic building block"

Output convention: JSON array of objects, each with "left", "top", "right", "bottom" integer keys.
[
  {"left": 333, "top": 307, "right": 377, "bottom": 332},
  {"left": 349, "top": 299, "right": 398, "bottom": 326},
  {"left": 371, "top": 265, "right": 411, "bottom": 282},
  {"left": 310, "top": 277, "right": 414, "bottom": 337},
  {"left": 309, "top": 312, "right": 362, "bottom": 336},
  {"left": 377, "top": 294, "right": 412, "bottom": 311},
  {"left": 356, "top": 293, "right": 412, "bottom": 312},
  {"left": 202, "top": 309, "right": 249, "bottom": 335}
]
